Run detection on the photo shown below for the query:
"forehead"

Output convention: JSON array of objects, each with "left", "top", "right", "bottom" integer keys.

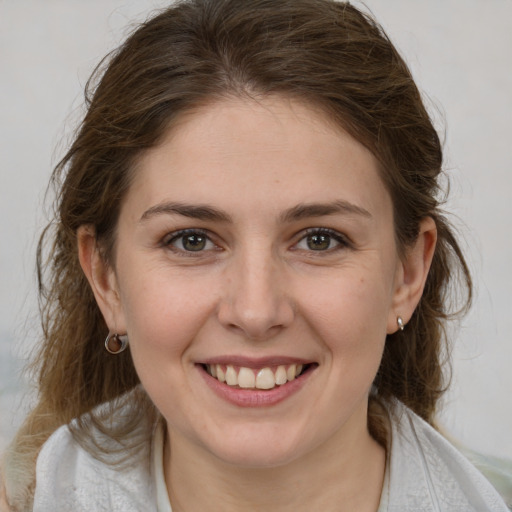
[{"left": 125, "top": 96, "right": 391, "bottom": 221}]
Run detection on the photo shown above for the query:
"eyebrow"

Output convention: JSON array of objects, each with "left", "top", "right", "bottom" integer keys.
[
  {"left": 139, "top": 199, "right": 372, "bottom": 223},
  {"left": 279, "top": 200, "right": 372, "bottom": 223},
  {"left": 140, "top": 202, "right": 232, "bottom": 223}
]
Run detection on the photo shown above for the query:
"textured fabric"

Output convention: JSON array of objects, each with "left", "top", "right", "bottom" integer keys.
[
  {"left": 453, "top": 440, "right": 512, "bottom": 509},
  {"left": 33, "top": 426, "right": 155, "bottom": 512},
  {"left": 380, "top": 401, "right": 509, "bottom": 511},
  {"left": 153, "top": 421, "right": 172, "bottom": 512},
  {"left": 33, "top": 400, "right": 509, "bottom": 511}
]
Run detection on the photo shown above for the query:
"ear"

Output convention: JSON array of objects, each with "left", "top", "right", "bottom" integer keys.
[
  {"left": 387, "top": 217, "right": 437, "bottom": 334},
  {"left": 77, "top": 225, "right": 126, "bottom": 334}
]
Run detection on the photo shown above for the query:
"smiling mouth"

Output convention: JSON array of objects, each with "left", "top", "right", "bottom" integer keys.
[{"left": 202, "top": 363, "right": 313, "bottom": 390}]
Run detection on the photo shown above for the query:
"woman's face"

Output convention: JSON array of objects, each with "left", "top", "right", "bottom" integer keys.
[{"left": 91, "top": 96, "right": 429, "bottom": 468}]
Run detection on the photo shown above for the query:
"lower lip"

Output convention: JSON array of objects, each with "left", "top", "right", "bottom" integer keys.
[{"left": 198, "top": 365, "right": 313, "bottom": 407}]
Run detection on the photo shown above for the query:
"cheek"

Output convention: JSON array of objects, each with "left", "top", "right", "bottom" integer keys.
[
  {"left": 293, "top": 271, "right": 390, "bottom": 438},
  {"left": 116, "top": 270, "right": 213, "bottom": 415},
  {"left": 117, "top": 267, "right": 217, "bottom": 364},
  {"left": 302, "top": 267, "right": 393, "bottom": 346},
  {"left": 298, "top": 265, "right": 392, "bottom": 399}
]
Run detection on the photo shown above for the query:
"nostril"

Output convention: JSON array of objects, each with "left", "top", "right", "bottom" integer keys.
[{"left": 216, "top": 275, "right": 295, "bottom": 339}]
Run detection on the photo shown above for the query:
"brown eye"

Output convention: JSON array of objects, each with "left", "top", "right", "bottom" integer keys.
[
  {"left": 181, "top": 233, "right": 207, "bottom": 251},
  {"left": 294, "top": 229, "right": 348, "bottom": 252},
  {"left": 306, "top": 233, "right": 332, "bottom": 251},
  {"left": 165, "top": 230, "right": 215, "bottom": 252}
]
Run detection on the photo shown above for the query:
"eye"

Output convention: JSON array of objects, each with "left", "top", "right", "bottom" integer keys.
[
  {"left": 294, "top": 228, "right": 349, "bottom": 252},
  {"left": 164, "top": 229, "right": 216, "bottom": 252}
]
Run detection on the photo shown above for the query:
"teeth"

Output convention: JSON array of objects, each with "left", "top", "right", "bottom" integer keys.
[
  {"left": 275, "top": 365, "right": 287, "bottom": 385},
  {"left": 238, "top": 367, "right": 256, "bottom": 388},
  {"left": 256, "top": 368, "right": 275, "bottom": 389},
  {"left": 207, "top": 363, "right": 306, "bottom": 390},
  {"left": 225, "top": 365, "right": 237, "bottom": 386}
]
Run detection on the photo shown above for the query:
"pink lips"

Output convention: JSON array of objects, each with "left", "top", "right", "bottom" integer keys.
[
  {"left": 197, "top": 358, "right": 316, "bottom": 407},
  {"left": 201, "top": 355, "right": 311, "bottom": 368}
]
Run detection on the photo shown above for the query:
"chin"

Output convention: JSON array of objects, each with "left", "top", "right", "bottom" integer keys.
[
  {"left": 213, "top": 445, "right": 300, "bottom": 470},
  {"left": 198, "top": 423, "right": 312, "bottom": 469}
]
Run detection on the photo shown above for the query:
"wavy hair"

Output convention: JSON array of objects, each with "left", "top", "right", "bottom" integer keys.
[{"left": 3, "top": 0, "right": 471, "bottom": 509}]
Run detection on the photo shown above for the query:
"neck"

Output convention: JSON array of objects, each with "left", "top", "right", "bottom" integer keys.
[{"left": 164, "top": 410, "right": 386, "bottom": 512}]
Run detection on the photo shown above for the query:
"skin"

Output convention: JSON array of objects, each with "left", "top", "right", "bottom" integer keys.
[{"left": 79, "top": 96, "right": 436, "bottom": 512}]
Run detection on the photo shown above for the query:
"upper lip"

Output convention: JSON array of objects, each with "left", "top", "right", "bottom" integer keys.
[{"left": 199, "top": 356, "right": 314, "bottom": 368}]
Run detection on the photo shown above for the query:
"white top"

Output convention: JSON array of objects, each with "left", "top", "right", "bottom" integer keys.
[
  {"left": 153, "top": 422, "right": 172, "bottom": 512},
  {"left": 32, "top": 400, "right": 509, "bottom": 511}
]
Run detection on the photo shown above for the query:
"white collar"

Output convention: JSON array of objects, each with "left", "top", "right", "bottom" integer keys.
[{"left": 152, "top": 420, "right": 173, "bottom": 512}]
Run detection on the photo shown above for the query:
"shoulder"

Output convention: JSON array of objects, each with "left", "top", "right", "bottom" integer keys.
[
  {"left": 33, "top": 421, "right": 156, "bottom": 512},
  {"left": 385, "top": 401, "right": 509, "bottom": 512}
]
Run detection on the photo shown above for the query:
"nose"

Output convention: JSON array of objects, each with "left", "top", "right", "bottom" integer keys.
[{"left": 217, "top": 246, "right": 295, "bottom": 340}]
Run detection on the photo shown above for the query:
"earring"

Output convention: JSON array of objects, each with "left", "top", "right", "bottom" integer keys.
[
  {"left": 105, "top": 333, "right": 129, "bottom": 354},
  {"left": 397, "top": 316, "right": 405, "bottom": 332}
]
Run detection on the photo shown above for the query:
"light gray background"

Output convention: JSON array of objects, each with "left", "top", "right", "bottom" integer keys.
[{"left": 1, "top": 1, "right": 511, "bottom": 458}]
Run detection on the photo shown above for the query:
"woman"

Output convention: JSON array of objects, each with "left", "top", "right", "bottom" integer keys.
[{"left": 1, "top": 0, "right": 508, "bottom": 510}]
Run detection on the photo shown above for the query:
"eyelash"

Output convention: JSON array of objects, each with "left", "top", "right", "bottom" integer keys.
[
  {"left": 293, "top": 228, "right": 351, "bottom": 253},
  {"left": 161, "top": 227, "right": 351, "bottom": 256},
  {"left": 162, "top": 228, "right": 218, "bottom": 255}
]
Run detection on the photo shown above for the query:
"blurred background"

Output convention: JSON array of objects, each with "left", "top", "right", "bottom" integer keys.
[{"left": 1, "top": 0, "right": 511, "bottom": 460}]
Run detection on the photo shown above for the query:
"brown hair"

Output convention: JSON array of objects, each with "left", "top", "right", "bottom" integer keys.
[{"left": 3, "top": 0, "right": 471, "bottom": 508}]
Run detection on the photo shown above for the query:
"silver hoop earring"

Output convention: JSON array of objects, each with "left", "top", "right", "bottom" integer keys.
[
  {"left": 105, "top": 333, "right": 129, "bottom": 354},
  {"left": 397, "top": 316, "right": 405, "bottom": 332}
]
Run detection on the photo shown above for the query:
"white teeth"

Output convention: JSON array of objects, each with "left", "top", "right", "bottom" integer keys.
[
  {"left": 256, "top": 368, "right": 275, "bottom": 389},
  {"left": 238, "top": 367, "right": 256, "bottom": 388},
  {"left": 206, "top": 363, "right": 306, "bottom": 390},
  {"left": 225, "top": 365, "right": 237, "bottom": 386},
  {"left": 275, "top": 365, "right": 287, "bottom": 385}
]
